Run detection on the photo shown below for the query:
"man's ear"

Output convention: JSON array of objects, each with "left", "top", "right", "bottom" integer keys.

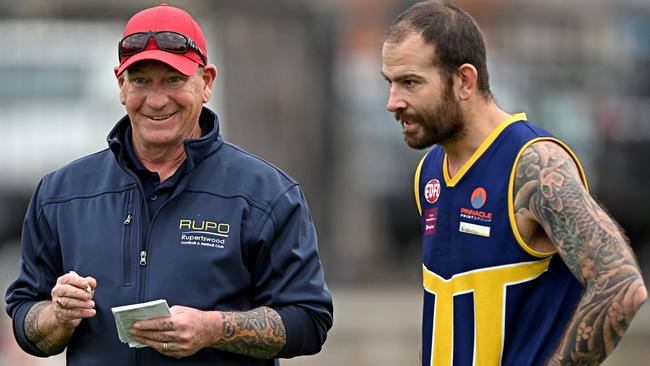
[
  {"left": 117, "top": 72, "right": 126, "bottom": 105},
  {"left": 201, "top": 64, "right": 218, "bottom": 103},
  {"left": 454, "top": 63, "right": 478, "bottom": 101}
]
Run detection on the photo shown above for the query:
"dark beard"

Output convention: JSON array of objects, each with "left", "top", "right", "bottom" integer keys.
[{"left": 398, "top": 85, "right": 465, "bottom": 150}]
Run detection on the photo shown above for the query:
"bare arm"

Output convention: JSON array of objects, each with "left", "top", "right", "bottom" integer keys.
[
  {"left": 131, "top": 305, "right": 286, "bottom": 359},
  {"left": 513, "top": 141, "right": 647, "bottom": 365}
]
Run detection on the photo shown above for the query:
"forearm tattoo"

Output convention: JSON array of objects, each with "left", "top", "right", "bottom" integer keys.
[
  {"left": 212, "top": 307, "right": 286, "bottom": 359},
  {"left": 24, "top": 301, "right": 66, "bottom": 354},
  {"left": 514, "top": 142, "right": 646, "bottom": 365}
]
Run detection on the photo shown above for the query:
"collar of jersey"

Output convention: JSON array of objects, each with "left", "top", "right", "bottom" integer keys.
[{"left": 443, "top": 113, "right": 527, "bottom": 187}]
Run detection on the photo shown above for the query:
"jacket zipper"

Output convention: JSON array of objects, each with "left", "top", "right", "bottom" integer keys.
[
  {"left": 118, "top": 173, "right": 148, "bottom": 366},
  {"left": 135, "top": 174, "right": 189, "bottom": 300},
  {"left": 132, "top": 188, "right": 148, "bottom": 366},
  {"left": 133, "top": 187, "right": 148, "bottom": 296},
  {"left": 122, "top": 190, "right": 135, "bottom": 285}
]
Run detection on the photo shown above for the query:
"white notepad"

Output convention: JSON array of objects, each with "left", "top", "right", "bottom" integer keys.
[{"left": 111, "top": 299, "right": 171, "bottom": 348}]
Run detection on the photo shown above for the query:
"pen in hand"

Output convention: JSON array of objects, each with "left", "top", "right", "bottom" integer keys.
[{"left": 69, "top": 271, "right": 94, "bottom": 293}]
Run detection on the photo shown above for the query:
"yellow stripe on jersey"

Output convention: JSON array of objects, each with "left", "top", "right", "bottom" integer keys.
[
  {"left": 414, "top": 153, "right": 428, "bottom": 216},
  {"left": 443, "top": 113, "right": 527, "bottom": 187},
  {"left": 423, "top": 258, "right": 551, "bottom": 366},
  {"left": 508, "top": 137, "right": 589, "bottom": 257}
]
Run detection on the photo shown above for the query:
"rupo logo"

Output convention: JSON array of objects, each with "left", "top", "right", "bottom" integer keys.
[
  {"left": 179, "top": 219, "right": 230, "bottom": 235},
  {"left": 424, "top": 179, "right": 441, "bottom": 204},
  {"left": 179, "top": 219, "right": 231, "bottom": 249}
]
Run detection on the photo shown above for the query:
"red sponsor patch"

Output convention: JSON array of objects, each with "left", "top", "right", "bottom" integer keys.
[{"left": 424, "top": 208, "right": 438, "bottom": 235}]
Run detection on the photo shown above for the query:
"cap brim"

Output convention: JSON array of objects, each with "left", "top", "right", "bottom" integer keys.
[{"left": 115, "top": 49, "right": 199, "bottom": 77}]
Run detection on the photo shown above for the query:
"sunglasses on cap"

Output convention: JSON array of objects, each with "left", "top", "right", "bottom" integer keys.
[{"left": 118, "top": 31, "right": 207, "bottom": 65}]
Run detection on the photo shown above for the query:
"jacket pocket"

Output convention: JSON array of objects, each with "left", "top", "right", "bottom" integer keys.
[{"left": 121, "top": 189, "right": 135, "bottom": 286}]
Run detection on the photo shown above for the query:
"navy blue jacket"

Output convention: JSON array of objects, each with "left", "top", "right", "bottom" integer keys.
[{"left": 5, "top": 108, "right": 333, "bottom": 365}]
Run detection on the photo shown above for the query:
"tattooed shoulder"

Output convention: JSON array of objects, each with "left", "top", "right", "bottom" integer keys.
[
  {"left": 513, "top": 141, "right": 585, "bottom": 252},
  {"left": 514, "top": 141, "right": 584, "bottom": 204}
]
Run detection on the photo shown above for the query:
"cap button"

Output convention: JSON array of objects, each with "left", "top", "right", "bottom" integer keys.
[{"left": 160, "top": 3, "right": 169, "bottom": 6}]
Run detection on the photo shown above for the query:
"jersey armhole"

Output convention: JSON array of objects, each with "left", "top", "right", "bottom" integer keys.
[
  {"left": 414, "top": 153, "right": 428, "bottom": 216},
  {"left": 508, "top": 137, "right": 589, "bottom": 257}
]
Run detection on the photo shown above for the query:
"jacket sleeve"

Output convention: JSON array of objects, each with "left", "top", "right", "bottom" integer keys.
[
  {"left": 5, "top": 178, "right": 63, "bottom": 357},
  {"left": 250, "top": 184, "right": 333, "bottom": 358}
]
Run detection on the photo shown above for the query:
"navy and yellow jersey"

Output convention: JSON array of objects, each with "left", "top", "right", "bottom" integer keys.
[{"left": 414, "top": 113, "right": 587, "bottom": 366}]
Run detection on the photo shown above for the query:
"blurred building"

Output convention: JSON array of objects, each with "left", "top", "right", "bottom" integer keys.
[{"left": 2, "top": 0, "right": 649, "bottom": 283}]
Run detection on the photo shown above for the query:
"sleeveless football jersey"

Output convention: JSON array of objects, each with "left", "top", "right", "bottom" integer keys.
[{"left": 414, "top": 113, "right": 586, "bottom": 366}]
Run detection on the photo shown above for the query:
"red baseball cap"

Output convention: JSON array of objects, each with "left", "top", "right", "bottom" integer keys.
[{"left": 115, "top": 3, "right": 207, "bottom": 77}]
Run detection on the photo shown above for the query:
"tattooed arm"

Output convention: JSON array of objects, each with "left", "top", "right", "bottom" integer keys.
[
  {"left": 513, "top": 141, "right": 647, "bottom": 365},
  {"left": 130, "top": 305, "right": 286, "bottom": 359},
  {"left": 210, "top": 307, "right": 286, "bottom": 358},
  {"left": 24, "top": 301, "right": 69, "bottom": 354},
  {"left": 22, "top": 272, "right": 97, "bottom": 355}
]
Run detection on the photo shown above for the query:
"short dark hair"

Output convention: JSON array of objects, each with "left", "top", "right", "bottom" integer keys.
[{"left": 385, "top": 1, "right": 492, "bottom": 99}]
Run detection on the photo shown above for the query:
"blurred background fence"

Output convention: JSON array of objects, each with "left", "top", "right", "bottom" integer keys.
[{"left": 1, "top": 0, "right": 649, "bottom": 365}]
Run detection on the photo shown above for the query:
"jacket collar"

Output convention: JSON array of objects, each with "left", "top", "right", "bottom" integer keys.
[{"left": 107, "top": 107, "right": 223, "bottom": 171}]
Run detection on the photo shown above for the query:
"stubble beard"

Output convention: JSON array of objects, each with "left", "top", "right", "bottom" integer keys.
[{"left": 399, "top": 85, "right": 465, "bottom": 150}]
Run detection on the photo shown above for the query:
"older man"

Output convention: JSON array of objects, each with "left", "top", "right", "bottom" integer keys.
[{"left": 5, "top": 4, "right": 332, "bottom": 365}]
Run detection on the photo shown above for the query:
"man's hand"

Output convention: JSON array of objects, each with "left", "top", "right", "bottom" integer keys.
[
  {"left": 130, "top": 305, "right": 286, "bottom": 359},
  {"left": 49, "top": 271, "right": 97, "bottom": 329},
  {"left": 24, "top": 271, "right": 96, "bottom": 354},
  {"left": 130, "top": 305, "right": 218, "bottom": 358}
]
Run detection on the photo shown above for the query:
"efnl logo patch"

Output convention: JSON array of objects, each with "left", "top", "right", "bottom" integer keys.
[
  {"left": 179, "top": 219, "right": 230, "bottom": 249},
  {"left": 424, "top": 208, "right": 438, "bottom": 235},
  {"left": 424, "top": 179, "right": 441, "bottom": 204}
]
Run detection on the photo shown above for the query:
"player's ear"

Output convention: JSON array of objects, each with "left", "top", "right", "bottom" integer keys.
[{"left": 455, "top": 63, "right": 478, "bottom": 101}]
